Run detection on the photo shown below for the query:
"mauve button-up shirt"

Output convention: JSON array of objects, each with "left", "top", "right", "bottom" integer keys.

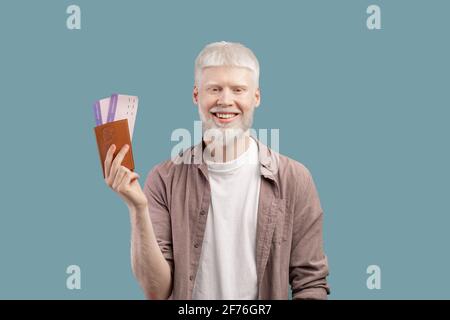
[{"left": 143, "top": 140, "right": 330, "bottom": 299}]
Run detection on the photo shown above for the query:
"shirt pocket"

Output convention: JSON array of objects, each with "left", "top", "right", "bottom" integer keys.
[{"left": 271, "top": 199, "right": 288, "bottom": 245}]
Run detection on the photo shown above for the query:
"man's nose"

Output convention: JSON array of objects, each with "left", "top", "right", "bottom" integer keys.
[{"left": 217, "top": 88, "right": 233, "bottom": 106}]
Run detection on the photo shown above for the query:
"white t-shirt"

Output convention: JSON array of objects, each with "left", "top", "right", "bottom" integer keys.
[{"left": 192, "top": 138, "right": 261, "bottom": 300}]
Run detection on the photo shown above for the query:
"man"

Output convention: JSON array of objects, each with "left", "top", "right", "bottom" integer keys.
[{"left": 104, "top": 41, "right": 330, "bottom": 300}]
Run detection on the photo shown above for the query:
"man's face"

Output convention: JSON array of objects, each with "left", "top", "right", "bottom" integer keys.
[{"left": 193, "top": 66, "right": 260, "bottom": 144}]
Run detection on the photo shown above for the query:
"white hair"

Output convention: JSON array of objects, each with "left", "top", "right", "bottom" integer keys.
[{"left": 194, "top": 41, "right": 260, "bottom": 86}]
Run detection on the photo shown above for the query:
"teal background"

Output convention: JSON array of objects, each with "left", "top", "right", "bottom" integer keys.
[{"left": 0, "top": 0, "right": 449, "bottom": 299}]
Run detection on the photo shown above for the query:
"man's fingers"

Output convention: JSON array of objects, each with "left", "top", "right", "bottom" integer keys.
[
  {"left": 127, "top": 172, "right": 140, "bottom": 185},
  {"left": 118, "top": 171, "right": 140, "bottom": 192},
  {"left": 110, "top": 144, "right": 130, "bottom": 172},
  {"left": 107, "top": 144, "right": 130, "bottom": 185},
  {"left": 104, "top": 144, "right": 116, "bottom": 179},
  {"left": 112, "top": 166, "right": 128, "bottom": 189},
  {"left": 130, "top": 172, "right": 140, "bottom": 182}
]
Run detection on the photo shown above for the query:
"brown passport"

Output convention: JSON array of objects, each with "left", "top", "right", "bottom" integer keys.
[{"left": 94, "top": 119, "right": 135, "bottom": 178}]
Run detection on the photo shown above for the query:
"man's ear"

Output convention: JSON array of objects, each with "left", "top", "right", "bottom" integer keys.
[
  {"left": 254, "top": 87, "right": 261, "bottom": 108},
  {"left": 193, "top": 86, "right": 199, "bottom": 105}
]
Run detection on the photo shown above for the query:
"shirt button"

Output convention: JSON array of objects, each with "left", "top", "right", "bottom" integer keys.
[
  {"left": 200, "top": 210, "right": 206, "bottom": 215},
  {"left": 189, "top": 275, "right": 193, "bottom": 281},
  {"left": 194, "top": 243, "right": 199, "bottom": 248}
]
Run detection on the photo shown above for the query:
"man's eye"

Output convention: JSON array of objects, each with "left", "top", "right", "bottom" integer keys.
[{"left": 234, "top": 88, "right": 244, "bottom": 93}]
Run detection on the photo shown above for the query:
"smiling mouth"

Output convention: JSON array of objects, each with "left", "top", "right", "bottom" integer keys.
[{"left": 211, "top": 112, "right": 240, "bottom": 122}]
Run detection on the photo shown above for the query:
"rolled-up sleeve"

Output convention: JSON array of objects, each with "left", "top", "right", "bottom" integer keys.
[
  {"left": 143, "top": 167, "right": 174, "bottom": 276},
  {"left": 289, "top": 168, "right": 330, "bottom": 300}
]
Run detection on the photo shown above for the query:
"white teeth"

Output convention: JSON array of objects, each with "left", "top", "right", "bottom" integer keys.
[{"left": 215, "top": 113, "right": 237, "bottom": 119}]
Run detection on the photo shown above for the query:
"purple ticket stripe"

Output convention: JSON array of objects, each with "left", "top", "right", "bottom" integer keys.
[
  {"left": 107, "top": 93, "right": 118, "bottom": 123},
  {"left": 93, "top": 101, "right": 102, "bottom": 126}
]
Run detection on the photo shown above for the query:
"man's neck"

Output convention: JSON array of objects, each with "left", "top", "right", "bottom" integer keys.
[{"left": 204, "top": 134, "right": 251, "bottom": 163}]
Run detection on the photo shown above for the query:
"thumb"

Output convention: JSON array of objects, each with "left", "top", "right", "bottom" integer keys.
[{"left": 129, "top": 172, "right": 140, "bottom": 182}]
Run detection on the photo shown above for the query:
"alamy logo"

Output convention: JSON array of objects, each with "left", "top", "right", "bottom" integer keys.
[
  {"left": 66, "top": 265, "right": 81, "bottom": 290},
  {"left": 367, "top": 5, "right": 381, "bottom": 30},
  {"left": 366, "top": 265, "right": 381, "bottom": 290},
  {"left": 66, "top": 5, "right": 81, "bottom": 30},
  {"left": 170, "top": 121, "right": 280, "bottom": 171}
]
